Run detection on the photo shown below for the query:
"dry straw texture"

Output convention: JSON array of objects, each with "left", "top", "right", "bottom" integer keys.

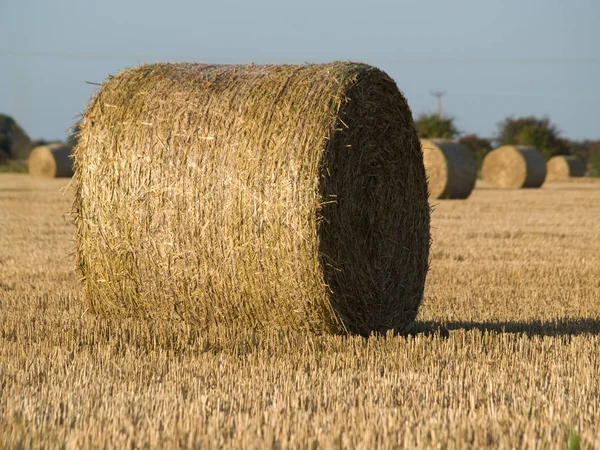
[
  {"left": 28, "top": 143, "right": 73, "bottom": 178},
  {"left": 420, "top": 139, "right": 477, "bottom": 199},
  {"left": 546, "top": 155, "right": 585, "bottom": 181},
  {"left": 481, "top": 145, "right": 546, "bottom": 189},
  {"left": 3, "top": 174, "right": 600, "bottom": 449},
  {"left": 74, "top": 62, "right": 430, "bottom": 335}
]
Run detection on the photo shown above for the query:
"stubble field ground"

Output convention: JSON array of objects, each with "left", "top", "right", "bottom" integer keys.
[{"left": 0, "top": 173, "right": 599, "bottom": 449}]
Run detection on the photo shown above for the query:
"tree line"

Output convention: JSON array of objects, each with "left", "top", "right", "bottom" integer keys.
[
  {"left": 415, "top": 113, "right": 600, "bottom": 176},
  {"left": 0, "top": 114, "right": 78, "bottom": 165},
  {"left": 2, "top": 112, "right": 599, "bottom": 177}
]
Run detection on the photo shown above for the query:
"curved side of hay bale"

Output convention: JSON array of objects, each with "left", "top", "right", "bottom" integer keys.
[
  {"left": 546, "top": 155, "right": 585, "bottom": 181},
  {"left": 28, "top": 143, "right": 73, "bottom": 178},
  {"left": 74, "top": 62, "right": 430, "bottom": 335},
  {"left": 481, "top": 145, "right": 546, "bottom": 189},
  {"left": 420, "top": 139, "right": 477, "bottom": 199},
  {"left": 520, "top": 147, "right": 547, "bottom": 187}
]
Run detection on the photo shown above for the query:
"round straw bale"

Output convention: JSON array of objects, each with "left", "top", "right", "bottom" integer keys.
[
  {"left": 28, "top": 143, "right": 73, "bottom": 178},
  {"left": 546, "top": 155, "right": 585, "bottom": 181},
  {"left": 73, "top": 62, "right": 430, "bottom": 336},
  {"left": 481, "top": 145, "right": 546, "bottom": 188},
  {"left": 420, "top": 139, "right": 477, "bottom": 199}
]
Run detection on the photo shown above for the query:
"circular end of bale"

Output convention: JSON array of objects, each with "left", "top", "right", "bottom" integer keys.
[
  {"left": 420, "top": 139, "right": 477, "bottom": 199},
  {"left": 420, "top": 139, "right": 448, "bottom": 199},
  {"left": 28, "top": 146, "right": 57, "bottom": 178},
  {"left": 481, "top": 145, "right": 546, "bottom": 189},
  {"left": 28, "top": 143, "right": 73, "bottom": 178},
  {"left": 546, "top": 155, "right": 585, "bottom": 181}
]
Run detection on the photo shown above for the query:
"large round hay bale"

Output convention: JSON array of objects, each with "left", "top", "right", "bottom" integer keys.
[
  {"left": 546, "top": 155, "right": 585, "bottom": 181},
  {"left": 74, "top": 62, "right": 430, "bottom": 336},
  {"left": 481, "top": 145, "right": 546, "bottom": 189},
  {"left": 28, "top": 143, "right": 73, "bottom": 178},
  {"left": 420, "top": 139, "right": 477, "bottom": 199}
]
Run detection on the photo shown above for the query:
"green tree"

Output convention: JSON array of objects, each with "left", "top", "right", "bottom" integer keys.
[
  {"left": 414, "top": 113, "right": 459, "bottom": 139},
  {"left": 496, "top": 116, "right": 567, "bottom": 159},
  {"left": 0, "top": 114, "right": 15, "bottom": 161},
  {"left": 0, "top": 114, "right": 32, "bottom": 161},
  {"left": 458, "top": 134, "right": 492, "bottom": 171},
  {"left": 562, "top": 139, "right": 589, "bottom": 166},
  {"left": 586, "top": 140, "right": 600, "bottom": 177}
]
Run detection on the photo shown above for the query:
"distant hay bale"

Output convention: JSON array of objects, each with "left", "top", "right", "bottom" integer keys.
[
  {"left": 28, "top": 143, "right": 73, "bottom": 178},
  {"left": 546, "top": 155, "right": 585, "bottom": 181},
  {"left": 74, "top": 62, "right": 431, "bottom": 335},
  {"left": 420, "top": 139, "right": 477, "bottom": 199},
  {"left": 481, "top": 145, "right": 546, "bottom": 189}
]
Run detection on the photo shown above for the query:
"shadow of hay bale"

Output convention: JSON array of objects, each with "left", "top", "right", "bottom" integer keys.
[{"left": 411, "top": 318, "right": 600, "bottom": 338}]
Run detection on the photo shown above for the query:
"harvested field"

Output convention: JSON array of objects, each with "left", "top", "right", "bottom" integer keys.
[{"left": 1, "top": 173, "right": 599, "bottom": 449}]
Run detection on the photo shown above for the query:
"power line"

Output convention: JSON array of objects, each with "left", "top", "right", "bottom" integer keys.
[{"left": 1, "top": 50, "right": 600, "bottom": 65}]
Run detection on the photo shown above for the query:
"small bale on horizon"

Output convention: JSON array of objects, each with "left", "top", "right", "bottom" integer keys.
[
  {"left": 74, "top": 62, "right": 431, "bottom": 336},
  {"left": 546, "top": 155, "right": 585, "bottom": 181},
  {"left": 481, "top": 145, "right": 546, "bottom": 189},
  {"left": 28, "top": 143, "right": 73, "bottom": 178},
  {"left": 420, "top": 138, "right": 477, "bottom": 199}
]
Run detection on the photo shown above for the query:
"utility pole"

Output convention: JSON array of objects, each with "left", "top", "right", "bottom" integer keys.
[{"left": 429, "top": 90, "right": 446, "bottom": 117}]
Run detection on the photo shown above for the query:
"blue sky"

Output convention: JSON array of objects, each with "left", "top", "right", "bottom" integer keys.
[{"left": 1, "top": 0, "right": 598, "bottom": 142}]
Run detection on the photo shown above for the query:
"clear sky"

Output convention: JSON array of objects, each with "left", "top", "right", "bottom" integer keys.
[{"left": 1, "top": 0, "right": 598, "bottom": 142}]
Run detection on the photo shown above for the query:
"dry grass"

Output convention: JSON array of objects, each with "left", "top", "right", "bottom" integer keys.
[{"left": 1, "top": 173, "right": 599, "bottom": 449}]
